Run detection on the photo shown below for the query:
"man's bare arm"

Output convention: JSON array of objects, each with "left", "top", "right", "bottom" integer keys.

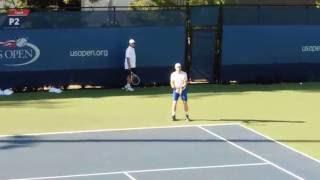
[
  {"left": 126, "top": 57, "right": 131, "bottom": 70},
  {"left": 170, "top": 80, "right": 175, "bottom": 89}
]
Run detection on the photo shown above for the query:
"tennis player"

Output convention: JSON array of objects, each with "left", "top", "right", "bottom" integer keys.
[
  {"left": 170, "top": 63, "right": 190, "bottom": 121},
  {"left": 123, "top": 39, "right": 136, "bottom": 91}
]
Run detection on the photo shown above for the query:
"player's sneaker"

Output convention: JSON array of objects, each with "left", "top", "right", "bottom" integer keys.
[
  {"left": 122, "top": 84, "right": 129, "bottom": 90},
  {"left": 185, "top": 115, "right": 190, "bottom": 122},
  {"left": 172, "top": 115, "right": 176, "bottom": 121},
  {"left": 126, "top": 87, "right": 134, "bottom": 91}
]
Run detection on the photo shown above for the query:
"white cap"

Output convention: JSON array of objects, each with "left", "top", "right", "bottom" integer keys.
[
  {"left": 175, "top": 63, "right": 181, "bottom": 68},
  {"left": 129, "top": 39, "right": 135, "bottom": 44}
]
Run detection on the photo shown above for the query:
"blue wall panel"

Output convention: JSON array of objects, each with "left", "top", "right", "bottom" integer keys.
[
  {"left": 222, "top": 25, "right": 320, "bottom": 82},
  {"left": 0, "top": 26, "right": 185, "bottom": 88}
]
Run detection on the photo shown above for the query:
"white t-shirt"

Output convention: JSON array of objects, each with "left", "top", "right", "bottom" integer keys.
[
  {"left": 124, "top": 46, "right": 136, "bottom": 69},
  {"left": 170, "top": 71, "right": 188, "bottom": 89}
]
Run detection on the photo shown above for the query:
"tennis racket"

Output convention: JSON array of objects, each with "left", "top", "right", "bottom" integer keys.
[{"left": 131, "top": 72, "right": 141, "bottom": 86}]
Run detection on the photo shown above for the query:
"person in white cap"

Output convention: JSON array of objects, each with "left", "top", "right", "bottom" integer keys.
[
  {"left": 170, "top": 63, "right": 190, "bottom": 121},
  {"left": 123, "top": 39, "right": 136, "bottom": 91}
]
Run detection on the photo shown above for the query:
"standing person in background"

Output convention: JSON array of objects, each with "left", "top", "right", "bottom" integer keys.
[
  {"left": 170, "top": 63, "right": 190, "bottom": 122},
  {"left": 123, "top": 39, "right": 136, "bottom": 91}
]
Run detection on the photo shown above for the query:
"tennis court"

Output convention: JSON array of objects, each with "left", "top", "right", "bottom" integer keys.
[{"left": 1, "top": 123, "right": 319, "bottom": 180}]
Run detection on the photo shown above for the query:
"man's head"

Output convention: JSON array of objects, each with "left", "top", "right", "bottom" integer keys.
[
  {"left": 129, "top": 39, "right": 136, "bottom": 48},
  {"left": 175, "top": 63, "right": 182, "bottom": 72}
]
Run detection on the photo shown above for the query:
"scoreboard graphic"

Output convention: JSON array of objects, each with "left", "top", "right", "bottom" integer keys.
[{"left": 4, "top": 9, "right": 30, "bottom": 28}]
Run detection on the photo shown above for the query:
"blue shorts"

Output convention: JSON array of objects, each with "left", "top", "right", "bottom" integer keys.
[{"left": 172, "top": 88, "right": 188, "bottom": 102}]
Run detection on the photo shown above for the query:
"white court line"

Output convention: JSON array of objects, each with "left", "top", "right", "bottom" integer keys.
[
  {"left": 198, "top": 126, "right": 305, "bottom": 180},
  {"left": 0, "top": 123, "right": 240, "bottom": 138},
  {"left": 123, "top": 172, "right": 137, "bottom": 180},
  {"left": 8, "top": 163, "right": 268, "bottom": 180},
  {"left": 239, "top": 124, "right": 320, "bottom": 164}
]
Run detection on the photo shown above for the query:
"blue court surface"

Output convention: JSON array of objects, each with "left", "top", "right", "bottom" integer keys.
[{"left": 0, "top": 123, "right": 319, "bottom": 180}]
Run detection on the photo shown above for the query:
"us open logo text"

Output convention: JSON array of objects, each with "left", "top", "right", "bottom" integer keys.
[{"left": 0, "top": 38, "right": 40, "bottom": 66}]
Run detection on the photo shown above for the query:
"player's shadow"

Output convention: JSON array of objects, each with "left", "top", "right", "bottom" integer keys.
[
  {"left": 185, "top": 118, "right": 305, "bottom": 124},
  {"left": 0, "top": 135, "right": 38, "bottom": 150}
]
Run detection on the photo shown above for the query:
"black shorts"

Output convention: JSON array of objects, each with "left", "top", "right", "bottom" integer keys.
[{"left": 125, "top": 68, "right": 136, "bottom": 76}]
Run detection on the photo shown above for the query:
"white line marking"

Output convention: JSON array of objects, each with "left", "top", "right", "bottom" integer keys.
[
  {"left": 239, "top": 124, "right": 320, "bottom": 164},
  {"left": 124, "top": 172, "right": 137, "bottom": 180},
  {"left": 198, "top": 126, "right": 305, "bottom": 180},
  {"left": 0, "top": 123, "right": 240, "bottom": 138},
  {"left": 8, "top": 163, "right": 268, "bottom": 180},
  {"left": 126, "top": 162, "right": 268, "bottom": 174}
]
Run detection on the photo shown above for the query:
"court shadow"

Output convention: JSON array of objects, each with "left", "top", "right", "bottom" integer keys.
[
  {"left": 187, "top": 118, "right": 305, "bottom": 124},
  {"left": 1, "top": 138, "right": 319, "bottom": 145},
  {"left": 0, "top": 83, "right": 320, "bottom": 102},
  {"left": 0, "top": 135, "right": 38, "bottom": 150},
  {"left": 0, "top": 100, "right": 66, "bottom": 109}
]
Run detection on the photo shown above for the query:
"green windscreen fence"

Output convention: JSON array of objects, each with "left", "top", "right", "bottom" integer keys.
[
  {"left": 1, "top": 9, "right": 186, "bottom": 29},
  {"left": 190, "top": 6, "right": 219, "bottom": 82}
]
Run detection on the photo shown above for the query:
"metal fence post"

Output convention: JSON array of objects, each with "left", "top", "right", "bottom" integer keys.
[
  {"left": 185, "top": 1, "right": 192, "bottom": 77},
  {"left": 214, "top": 4, "right": 223, "bottom": 83}
]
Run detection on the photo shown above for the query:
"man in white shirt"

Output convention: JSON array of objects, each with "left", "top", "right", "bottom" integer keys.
[
  {"left": 170, "top": 63, "right": 190, "bottom": 121},
  {"left": 124, "top": 39, "right": 136, "bottom": 91}
]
